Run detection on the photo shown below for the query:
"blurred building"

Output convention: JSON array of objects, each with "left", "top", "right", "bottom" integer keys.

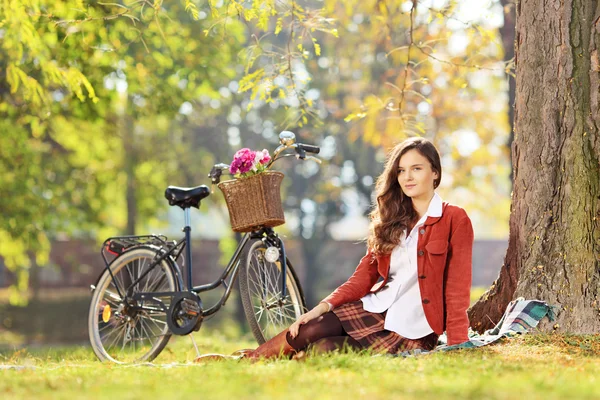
[{"left": 0, "top": 238, "right": 507, "bottom": 291}]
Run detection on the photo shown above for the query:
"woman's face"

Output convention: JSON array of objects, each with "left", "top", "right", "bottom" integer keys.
[{"left": 397, "top": 149, "right": 438, "bottom": 199}]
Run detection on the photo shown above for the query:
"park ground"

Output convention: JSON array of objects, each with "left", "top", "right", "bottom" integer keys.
[{"left": 1, "top": 331, "right": 599, "bottom": 400}]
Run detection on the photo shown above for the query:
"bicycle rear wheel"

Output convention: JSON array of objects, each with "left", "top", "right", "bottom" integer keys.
[
  {"left": 238, "top": 238, "right": 307, "bottom": 344},
  {"left": 88, "top": 246, "right": 177, "bottom": 363}
]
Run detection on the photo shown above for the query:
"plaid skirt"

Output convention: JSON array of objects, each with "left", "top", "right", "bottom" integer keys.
[{"left": 332, "top": 301, "right": 439, "bottom": 354}]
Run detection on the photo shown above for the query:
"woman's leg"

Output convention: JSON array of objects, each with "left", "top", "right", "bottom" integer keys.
[
  {"left": 248, "top": 311, "right": 351, "bottom": 360},
  {"left": 285, "top": 311, "right": 346, "bottom": 351},
  {"left": 307, "top": 336, "right": 362, "bottom": 355},
  {"left": 196, "top": 311, "right": 353, "bottom": 362}
]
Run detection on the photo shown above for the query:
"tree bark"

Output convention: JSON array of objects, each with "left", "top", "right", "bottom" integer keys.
[
  {"left": 500, "top": 0, "right": 517, "bottom": 187},
  {"left": 469, "top": 0, "right": 600, "bottom": 333}
]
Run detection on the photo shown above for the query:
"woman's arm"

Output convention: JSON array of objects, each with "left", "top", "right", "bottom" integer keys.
[
  {"left": 444, "top": 213, "right": 474, "bottom": 345},
  {"left": 288, "top": 302, "right": 330, "bottom": 338},
  {"left": 321, "top": 247, "right": 380, "bottom": 309}
]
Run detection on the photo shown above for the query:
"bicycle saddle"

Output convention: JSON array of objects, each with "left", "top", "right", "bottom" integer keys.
[{"left": 164, "top": 185, "right": 210, "bottom": 209}]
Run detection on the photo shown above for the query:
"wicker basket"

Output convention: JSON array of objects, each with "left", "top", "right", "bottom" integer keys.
[{"left": 218, "top": 171, "right": 285, "bottom": 232}]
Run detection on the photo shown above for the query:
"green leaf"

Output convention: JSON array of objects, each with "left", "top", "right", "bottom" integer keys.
[
  {"left": 275, "top": 17, "right": 283, "bottom": 35},
  {"left": 184, "top": 0, "right": 200, "bottom": 20}
]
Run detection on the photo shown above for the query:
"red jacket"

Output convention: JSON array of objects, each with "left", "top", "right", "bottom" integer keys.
[{"left": 323, "top": 202, "right": 473, "bottom": 345}]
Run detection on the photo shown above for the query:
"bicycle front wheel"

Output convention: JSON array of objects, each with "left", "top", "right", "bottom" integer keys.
[
  {"left": 238, "top": 238, "right": 307, "bottom": 344},
  {"left": 88, "top": 246, "right": 177, "bottom": 363}
]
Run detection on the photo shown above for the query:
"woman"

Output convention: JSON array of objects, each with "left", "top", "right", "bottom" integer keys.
[{"left": 197, "top": 137, "right": 473, "bottom": 361}]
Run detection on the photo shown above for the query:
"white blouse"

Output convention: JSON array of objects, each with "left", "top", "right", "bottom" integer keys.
[{"left": 360, "top": 192, "right": 443, "bottom": 339}]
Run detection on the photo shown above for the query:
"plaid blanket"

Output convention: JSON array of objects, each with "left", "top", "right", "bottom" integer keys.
[{"left": 394, "top": 297, "right": 557, "bottom": 357}]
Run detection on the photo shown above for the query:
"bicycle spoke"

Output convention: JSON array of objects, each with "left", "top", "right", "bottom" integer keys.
[
  {"left": 248, "top": 272, "right": 266, "bottom": 301},
  {"left": 98, "top": 321, "right": 122, "bottom": 334},
  {"left": 105, "top": 323, "right": 127, "bottom": 351},
  {"left": 141, "top": 259, "right": 152, "bottom": 294},
  {"left": 121, "top": 324, "right": 131, "bottom": 352},
  {"left": 265, "top": 306, "right": 276, "bottom": 331},
  {"left": 148, "top": 273, "right": 167, "bottom": 293},
  {"left": 102, "top": 289, "right": 122, "bottom": 305},
  {"left": 133, "top": 322, "right": 138, "bottom": 354},
  {"left": 140, "top": 256, "right": 149, "bottom": 292},
  {"left": 241, "top": 242, "right": 305, "bottom": 342},
  {"left": 280, "top": 303, "right": 298, "bottom": 319},
  {"left": 113, "top": 269, "right": 127, "bottom": 297},
  {"left": 147, "top": 262, "right": 165, "bottom": 293},
  {"left": 143, "top": 315, "right": 164, "bottom": 339},
  {"left": 134, "top": 258, "right": 141, "bottom": 293},
  {"left": 137, "top": 317, "right": 152, "bottom": 348},
  {"left": 139, "top": 313, "right": 168, "bottom": 326},
  {"left": 255, "top": 306, "right": 265, "bottom": 323},
  {"left": 124, "top": 262, "right": 134, "bottom": 291},
  {"left": 91, "top": 249, "right": 176, "bottom": 363},
  {"left": 139, "top": 316, "right": 166, "bottom": 340}
]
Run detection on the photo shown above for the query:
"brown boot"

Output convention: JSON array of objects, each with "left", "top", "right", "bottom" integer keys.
[
  {"left": 194, "top": 348, "right": 256, "bottom": 363},
  {"left": 195, "top": 329, "right": 295, "bottom": 363},
  {"left": 231, "top": 349, "right": 254, "bottom": 357},
  {"left": 245, "top": 329, "right": 296, "bottom": 361},
  {"left": 194, "top": 353, "right": 243, "bottom": 362}
]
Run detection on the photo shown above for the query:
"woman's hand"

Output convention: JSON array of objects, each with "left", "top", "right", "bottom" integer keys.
[{"left": 289, "top": 302, "right": 330, "bottom": 339}]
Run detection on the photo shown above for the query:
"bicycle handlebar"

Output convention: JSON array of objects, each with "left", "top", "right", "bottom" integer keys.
[
  {"left": 208, "top": 131, "right": 321, "bottom": 187},
  {"left": 297, "top": 143, "right": 320, "bottom": 154},
  {"left": 266, "top": 141, "right": 321, "bottom": 168}
]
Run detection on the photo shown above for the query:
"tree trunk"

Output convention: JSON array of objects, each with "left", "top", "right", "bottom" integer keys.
[
  {"left": 29, "top": 253, "right": 39, "bottom": 302},
  {"left": 124, "top": 115, "right": 137, "bottom": 235},
  {"left": 500, "top": 0, "right": 517, "bottom": 187},
  {"left": 469, "top": 0, "right": 600, "bottom": 333},
  {"left": 299, "top": 208, "right": 319, "bottom": 307}
]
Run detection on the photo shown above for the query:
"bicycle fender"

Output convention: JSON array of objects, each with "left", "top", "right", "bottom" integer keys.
[{"left": 90, "top": 245, "right": 183, "bottom": 293}]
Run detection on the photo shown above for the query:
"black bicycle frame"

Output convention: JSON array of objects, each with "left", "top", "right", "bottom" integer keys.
[{"left": 102, "top": 208, "right": 290, "bottom": 318}]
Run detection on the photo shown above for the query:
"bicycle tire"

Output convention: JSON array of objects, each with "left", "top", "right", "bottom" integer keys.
[
  {"left": 238, "top": 238, "right": 307, "bottom": 344},
  {"left": 88, "top": 246, "right": 177, "bottom": 363}
]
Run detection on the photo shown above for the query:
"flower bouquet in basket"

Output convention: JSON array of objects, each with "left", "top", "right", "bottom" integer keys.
[
  {"left": 228, "top": 148, "right": 271, "bottom": 178},
  {"left": 218, "top": 148, "right": 285, "bottom": 232}
]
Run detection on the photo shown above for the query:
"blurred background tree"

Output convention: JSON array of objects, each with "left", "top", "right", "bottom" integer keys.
[
  {"left": 0, "top": 0, "right": 245, "bottom": 302},
  {"left": 1, "top": 0, "right": 516, "bottom": 342}
]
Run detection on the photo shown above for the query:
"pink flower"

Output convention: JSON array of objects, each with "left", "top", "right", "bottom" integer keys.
[
  {"left": 229, "top": 148, "right": 271, "bottom": 176},
  {"left": 229, "top": 158, "right": 242, "bottom": 175},
  {"left": 259, "top": 149, "right": 271, "bottom": 164},
  {"left": 230, "top": 148, "right": 257, "bottom": 175}
]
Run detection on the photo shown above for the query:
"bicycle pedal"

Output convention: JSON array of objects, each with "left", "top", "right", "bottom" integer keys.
[{"left": 193, "top": 318, "right": 203, "bottom": 332}]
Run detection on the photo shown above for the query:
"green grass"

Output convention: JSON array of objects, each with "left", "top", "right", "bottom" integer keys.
[{"left": 2, "top": 333, "right": 600, "bottom": 400}]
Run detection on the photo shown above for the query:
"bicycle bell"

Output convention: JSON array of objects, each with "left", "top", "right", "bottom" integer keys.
[
  {"left": 264, "top": 246, "right": 280, "bottom": 263},
  {"left": 279, "top": 131, "right": 296, "bottom": 146}
]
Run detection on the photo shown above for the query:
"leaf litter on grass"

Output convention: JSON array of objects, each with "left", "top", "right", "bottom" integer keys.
[{"left": 1, "top": 333, "right": 599, "bottom": 400}]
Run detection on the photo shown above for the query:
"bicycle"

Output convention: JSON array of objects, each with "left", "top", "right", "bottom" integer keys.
[{"left": 88, "top": 131, "right": 322, "bottom": 363}]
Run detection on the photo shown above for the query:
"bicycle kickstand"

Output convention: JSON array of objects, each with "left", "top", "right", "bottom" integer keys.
[{"left": 189, "top": 334, "right": 201, "bottom": 359}]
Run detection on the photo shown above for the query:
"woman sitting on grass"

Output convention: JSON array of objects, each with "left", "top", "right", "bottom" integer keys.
[{"left": 197, "top": 137, "right": 474, "bottom": 361}]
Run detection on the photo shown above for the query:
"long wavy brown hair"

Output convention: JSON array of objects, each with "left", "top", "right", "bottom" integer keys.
[{"left": 367, "top": 137, "right": 442, "bottom": 254}]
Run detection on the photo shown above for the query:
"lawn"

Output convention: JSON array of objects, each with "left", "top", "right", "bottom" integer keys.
[{"left": 1, "top": 332, "right": 599, "bottom": 400}]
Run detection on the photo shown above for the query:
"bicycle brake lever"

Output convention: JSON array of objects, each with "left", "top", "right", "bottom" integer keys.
[
  {"left": 295, "top": 154, "right": 322, "bottom": 164},
  {"left": 295, "top": 146, "right": 307, "bottom": 160},
  {"left": 208, "top": 166, "right": 221, "bottom": 179},
  {"left": 307, "top": 155, "right": 322, "bottom": 164}
]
